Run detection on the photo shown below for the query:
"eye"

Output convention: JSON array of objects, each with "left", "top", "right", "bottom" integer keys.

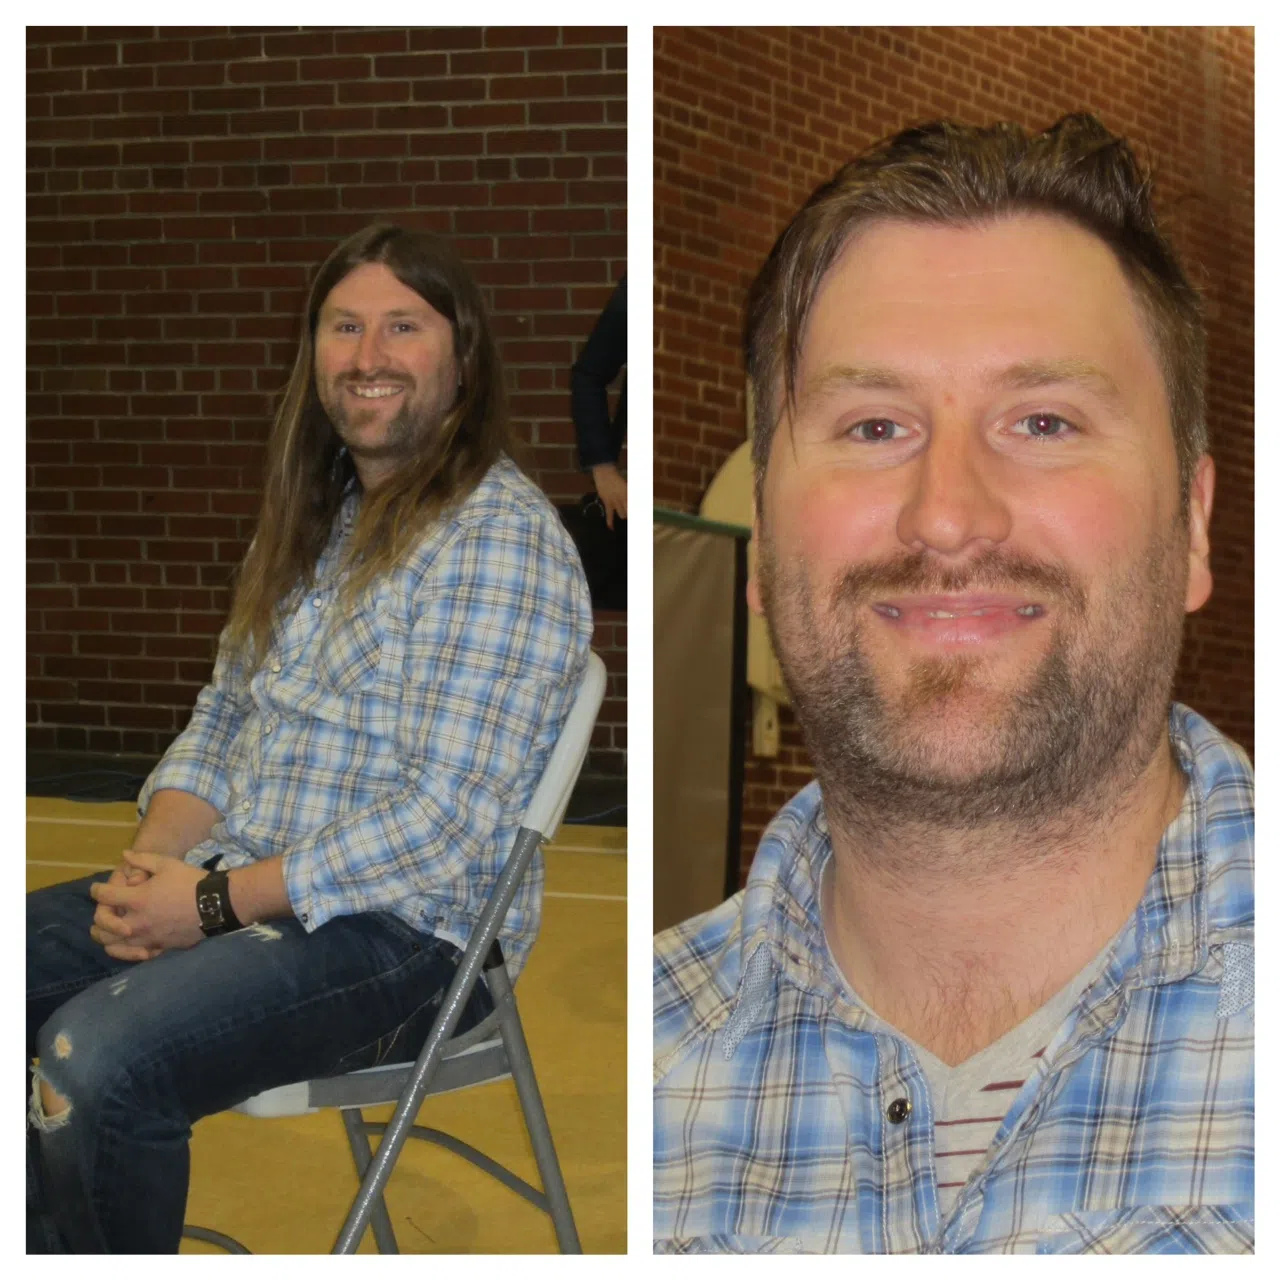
[
  {"left": 1011, "top": 412, "right": 1076, "bottom": 440},
  {"left": 847, "top": 418, "right": 908, "bottom": 443},
  {"left": 391, "top": 322, "right": 418, "bottom": 333}
]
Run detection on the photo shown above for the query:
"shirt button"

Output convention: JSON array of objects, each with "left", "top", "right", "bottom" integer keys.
[
  {"left": 242, "top": 800, "right": 251, "bottom": 811},
  {"left": 886, "top": 1098, "right": 912, "bottom": 1125},
  {"left": 312, "top": 596, "right": 322, "bottom": 607},
  {"left": 263, "top": 722, "right": 272, "bottom": 734},
  {"left": 272, "top": 663, "right": 282, "bottom": 673}
]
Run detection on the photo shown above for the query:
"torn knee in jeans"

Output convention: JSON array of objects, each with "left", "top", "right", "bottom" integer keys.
[{"left": 29, "top": 1066, "right": 73, "bottom": 1130}]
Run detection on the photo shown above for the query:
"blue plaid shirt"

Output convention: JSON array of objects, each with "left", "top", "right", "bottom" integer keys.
[
  {"left": 139, "top": 456, "right": 592, "bottom": 978},
  {"left": 654, "top": 704, "right": 1254, "bottom": 1253}
]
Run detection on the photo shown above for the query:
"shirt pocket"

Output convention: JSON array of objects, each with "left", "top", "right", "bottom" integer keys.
[
  {"left": 1035, "top": 1205, "right": 1253, "bottom": 1254},
  {"left": 316, "top": 606, "right": 384, "bottom": 693},
  {"left": 311, "top": 587, "right": 406, "bottom": 737}
]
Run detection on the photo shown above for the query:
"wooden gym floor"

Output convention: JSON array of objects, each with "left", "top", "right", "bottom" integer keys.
[{"left": 27, "top": 797, "right": 626, "bottom": 1254}]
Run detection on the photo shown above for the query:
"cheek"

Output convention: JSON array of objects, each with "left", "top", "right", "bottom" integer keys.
[
  {"left": 1015, "top": 472, "right": 1154, "bottom": 578},
  {"left": 777, "top": 472, "right": 903, "bottom": 578}
]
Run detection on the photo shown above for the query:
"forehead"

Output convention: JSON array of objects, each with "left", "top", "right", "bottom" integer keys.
[
  {"left": 798, "top": 213, "right": 1161, "bottom": 395},
  {"left": 320, "top": 261, "right": 434, "bottom": 317}
]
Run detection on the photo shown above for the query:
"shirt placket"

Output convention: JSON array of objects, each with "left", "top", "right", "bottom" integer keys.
[{"left": 875, "top": 1034, "right": 937, "bottom": 1254}]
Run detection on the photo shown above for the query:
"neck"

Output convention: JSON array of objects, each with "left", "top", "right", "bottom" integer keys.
[
  {"left": 352, "top": 456, "right": 396, "bottom": 491},
  {"left": 820, "top": 731, "right": 1186, "bottom": 1066}
]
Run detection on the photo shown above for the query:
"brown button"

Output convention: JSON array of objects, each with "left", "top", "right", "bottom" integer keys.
[{"left": 886, "top": 1097, "right": 912, "bottom": 1124}]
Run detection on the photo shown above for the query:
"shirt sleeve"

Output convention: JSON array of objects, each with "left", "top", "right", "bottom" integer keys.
[
  {"left": 571, "top": 276, "right": 627, "bottom": 470},
  {"left": 280, "top": 503, "right": 593, "bottom": 929},
  {"left": 135, "top": 629, "right": 252, "bottom": 820}
]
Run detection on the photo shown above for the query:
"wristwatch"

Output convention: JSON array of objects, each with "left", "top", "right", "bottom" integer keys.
[{"left": 196, "top": 869, "right": 245, "bottom": 937}]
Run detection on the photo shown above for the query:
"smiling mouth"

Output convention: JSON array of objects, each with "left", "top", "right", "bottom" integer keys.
[
  {"left": 872, "top": 603, "right": 1044, "bottom": 620},
  {"left": 347, "top": 384, "right": 405, "bottom": 399},
  {"left": 869, "top": 595, "right": 1047, "bottom": 643}
]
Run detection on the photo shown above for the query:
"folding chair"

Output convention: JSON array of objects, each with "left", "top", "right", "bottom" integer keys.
[{"left": 183, "top": 651, "right": 608, "bottom": 1254}]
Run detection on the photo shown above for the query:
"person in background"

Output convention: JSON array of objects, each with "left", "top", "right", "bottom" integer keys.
[
  {"left": 654, "top": 116, "right": 1252, "bottom": 1254},
  {"left": 572, "top": 275, "right": 628, "bottom": 529},
  {"left": 28, "top": 223, "right": 592, "bottom": 1253}
]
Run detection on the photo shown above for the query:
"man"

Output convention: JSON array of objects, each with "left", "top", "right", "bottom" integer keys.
[
  {"left": 28, "top": 224, "right": 593, "bottom": 1253},
  {"left": 654, "top": 116, "right": 1253, "bottom": 1254}
]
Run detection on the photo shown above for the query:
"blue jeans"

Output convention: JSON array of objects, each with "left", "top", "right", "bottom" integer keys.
[{"left": 27, "top": 873, "right": 492, "bottom": 1253}]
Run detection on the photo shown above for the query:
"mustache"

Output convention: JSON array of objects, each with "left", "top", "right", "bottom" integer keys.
[{"left": 833, "top": 548, "right": 1086, "bottom": 612}]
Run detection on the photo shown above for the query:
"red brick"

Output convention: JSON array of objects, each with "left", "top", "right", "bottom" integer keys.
[{"left": 28, "top": 23, "right": 628, "bottom": 769}]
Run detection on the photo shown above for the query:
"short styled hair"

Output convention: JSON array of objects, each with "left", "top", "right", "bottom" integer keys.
[{"left": 744, "top": 114, "right": 1207, "bottom": 501}]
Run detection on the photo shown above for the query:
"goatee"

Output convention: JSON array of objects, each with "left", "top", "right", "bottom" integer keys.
[{"left": 757, "top": 531, "right": 1188, "bottom": 845}]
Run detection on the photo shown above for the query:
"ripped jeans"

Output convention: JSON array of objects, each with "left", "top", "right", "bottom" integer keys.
[{"left": 27, "top": 873, "right": 493, "bottom": 1253}]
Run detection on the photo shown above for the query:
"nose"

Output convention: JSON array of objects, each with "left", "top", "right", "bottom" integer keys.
[
  {"left": 352, "top": 325, "right": 389, "bottom": 374},
  {"left": 895, "top": 416, "right": 1012, "bottom": 556}
]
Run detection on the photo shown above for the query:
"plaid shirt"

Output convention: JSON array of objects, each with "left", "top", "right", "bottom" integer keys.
[
  {"left": 654, "top": 704, "right": 1254, "bottom": 1253},
  {"left": 139, "top": 456, "right": 592, "bottom": 978}
]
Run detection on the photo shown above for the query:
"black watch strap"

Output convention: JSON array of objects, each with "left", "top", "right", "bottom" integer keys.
[{"left": 196, "top": 869, "right": 245, "bottom": 937}]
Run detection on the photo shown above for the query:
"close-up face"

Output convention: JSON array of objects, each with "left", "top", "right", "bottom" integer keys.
[
  {"left": 749, "top": 213, "right": 1214, "bottom": 824},
  {"left": 314, "top": 261, "right": 460, "bottom": 485}
]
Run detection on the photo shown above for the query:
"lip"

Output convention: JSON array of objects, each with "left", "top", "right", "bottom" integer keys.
[{"left": 871, "top": 593, "right": 1045, "bottom": 646}]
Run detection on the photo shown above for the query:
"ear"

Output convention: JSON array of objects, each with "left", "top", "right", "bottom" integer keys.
[{"left": 1184, "top": 454, "right": 1215, "bottom": 614}]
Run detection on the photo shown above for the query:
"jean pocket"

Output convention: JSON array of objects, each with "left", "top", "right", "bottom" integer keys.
[{"left": 1035, "top": 1205, "right": 1254, "bottom": 1254}]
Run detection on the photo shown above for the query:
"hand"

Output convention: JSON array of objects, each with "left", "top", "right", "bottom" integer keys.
[
  {"left": 590, "top": 463, "right": 628, "bottom": 530},
  {"left": 90, "top": 858, "right": 162, "bottom": 962},
  {"left": 89, "top": 850, "right": 207, "bottom": 955}
]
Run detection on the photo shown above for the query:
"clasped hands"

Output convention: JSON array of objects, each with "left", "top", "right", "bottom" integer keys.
[{"left": 89, "top": 850, "right": 207, "bottom": 962}]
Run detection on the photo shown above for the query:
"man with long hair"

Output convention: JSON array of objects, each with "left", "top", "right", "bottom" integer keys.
[
  {"left": 654, "top": 117, "right": 1253, "bottom": 1253},
  {"left": 28, "top": 224, "right": 593, "bottom": 1253}
]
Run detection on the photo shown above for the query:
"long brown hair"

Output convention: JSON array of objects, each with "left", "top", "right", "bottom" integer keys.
[
  {"left": 745, "top": 114, "right": 1207, "bottom": 503},
  {"left": 225, "top": 223, "right": 513, "bottom": 671}
]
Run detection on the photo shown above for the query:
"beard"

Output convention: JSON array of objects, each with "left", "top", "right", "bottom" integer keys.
[
  {"left": 317, "top": 374, "right": 451, "bottom": 471},
  {"left": 756, "top": 525, "right": 1190, "bottom": 844}
]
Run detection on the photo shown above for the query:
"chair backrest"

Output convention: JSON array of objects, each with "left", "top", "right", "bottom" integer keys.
[{"left": 521, "top": 651, "right": 607, "bottom": 840}]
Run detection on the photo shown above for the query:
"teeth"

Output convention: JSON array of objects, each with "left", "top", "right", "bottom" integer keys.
[
  {"left": 877, "top": 605, "right": 902, "bottom": 618},
  {"left": 1016, "top": 605, "right": 1041, "bottom": 617},
  {"left": 350, "top": 385, "right": 403, "bottom": 398}
]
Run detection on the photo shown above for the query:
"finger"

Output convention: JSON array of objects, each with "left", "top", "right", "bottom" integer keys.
[
  {"left": 121, "top": 849, "right": 162, "bottom": 874},
  {"left": 123, "top": 867, "right": 150, "bottom": 886},
  {"left": 104, "top": 941, "right": 156, "bottom": 963},
  {"left": 90, "top": 881, "right": 135, "bottom": 910},
  {"left": 92, "top": 908, "right": 132, "bottom": 939}
]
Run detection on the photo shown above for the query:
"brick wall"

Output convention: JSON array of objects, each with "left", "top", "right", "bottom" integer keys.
[
  {"left": 27, "top": 25, "right": 627, "bottom": 775},
  {"left": 654, "top": 26, "right": 1254, "bottom": 876}
]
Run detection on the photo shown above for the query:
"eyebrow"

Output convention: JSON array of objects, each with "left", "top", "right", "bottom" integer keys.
[
  {"left": 796, "top": 358, "right": 1128, "bottom": 412},
  {"left": 323, "top": 306, "right": 430, "bottom": 321}
]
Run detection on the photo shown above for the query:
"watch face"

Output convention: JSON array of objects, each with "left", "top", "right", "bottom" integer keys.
[{"left": 198, "top": 887, "right": 223, "bottom": 927}]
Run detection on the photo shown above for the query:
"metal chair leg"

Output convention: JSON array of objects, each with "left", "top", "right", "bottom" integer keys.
[
  {"left": 181, "top": 1224, "right": 252, "bottom": 1253},
  {"left": 340, "top": 1107, "right": 400, "bottom": 1254},
  {"left": 487, "top": 963, "right": 583, "bottom": 1253}
]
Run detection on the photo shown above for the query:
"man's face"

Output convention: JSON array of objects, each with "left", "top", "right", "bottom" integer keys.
[
  {"left": 314, "top": 261, "right": 460, "bottom": 487},
  {"left": 749, "top": 214, "right": 1214, "bottom": 829}
]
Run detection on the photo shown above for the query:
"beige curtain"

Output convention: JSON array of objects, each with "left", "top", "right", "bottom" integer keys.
[{"left": 653, "top": 521, "right": 738, "bottom": 934}]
